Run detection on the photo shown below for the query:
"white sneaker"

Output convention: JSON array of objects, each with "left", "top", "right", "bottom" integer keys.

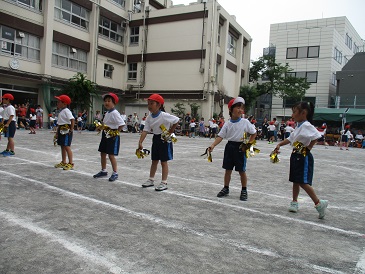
[
  {"left": 142, "top": 179, "right": 154, "bottom": 188},
  {"left": 288, "top": 201, "right": 299, "bottom": 213},
  {"left": 155, "top": 182, "right": 168, "bottom": 191}
]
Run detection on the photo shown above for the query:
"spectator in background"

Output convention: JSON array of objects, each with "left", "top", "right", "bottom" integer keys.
[
  {"left": 262, "top": 117, "right": 269, "bottom": 140},
  {"left": 199, "top": 117, "right": 205, "bottom": 137},
  {"left": 36, "top": 105, "right": 44, "bottom": 128},
  {"left": 273, "top": 117, "right": 279, "bottom": 142}
]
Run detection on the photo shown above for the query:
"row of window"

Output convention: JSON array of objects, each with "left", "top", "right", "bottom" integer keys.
[
  {"left": 345, "top": 33, "right": 361, "bottom": 54},
  {"left": 286, "top": 71, "right": 318, "bottom": 83},
  {"left": 286, "top": 46, "right": 320, "bottom": 59}
]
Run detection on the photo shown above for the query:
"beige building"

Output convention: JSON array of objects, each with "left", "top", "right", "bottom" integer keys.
[
  {"left": 0, "top": 0, "right": 252, "bottom": 123},
  {"left": 268, "top": 17, "right": 364, "bottom": 120}
]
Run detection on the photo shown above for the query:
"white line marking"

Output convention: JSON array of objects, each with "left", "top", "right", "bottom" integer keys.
[
  {"left": 355, "top": 248, "right": 365, "bottom": 274},
  {"left": 0, "top": 210, "right": 125, "bottom": 274},
  {"left": 0, "top": 171, "right": 348, "bottom": 273},
  {"left": 2, "top": 158, "right": 364, "bottom": 237}
]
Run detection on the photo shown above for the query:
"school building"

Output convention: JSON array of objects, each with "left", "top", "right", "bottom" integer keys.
[{"left": 0, "top": 0, "right": 252, "bottom": 123}]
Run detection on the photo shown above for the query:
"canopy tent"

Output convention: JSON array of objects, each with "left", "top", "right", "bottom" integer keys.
[
  {"left": 346, "top": 108, "right": 365, "bottom": 123},
  {"left": 313, "top": 108, "right": 347, "bottom": 122},
  {"left": 313, "top": 108, "right": 365, "bottom": 127}
]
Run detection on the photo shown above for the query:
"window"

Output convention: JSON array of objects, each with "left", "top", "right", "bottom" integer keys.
[
  {"left": 227, "top": 34, "right": 236, "bottom": 56},
  {"left": 287, "top": 71, "right": 318, "bottom": 83},
  {"left": 286, "top": 46, "right": 319, "bottom": 59},
  {"left": 54, "top": 0, "right": 89, "bottom": 29},
  {"left": 133, "top": 0, "right": 141, "bottom": 13},
  {"left": 345, "top": 33, "right": 352, "bottom": 50},
  {"left": 99, "top": 17, "right": 123, "bottom": 44},
  {"left": 353, "top": 43, "right": 359, "bottom": 54},
  {"left": 104, "top": 64, "right": 113, "bottom": 78},
  {"left": 344, "top": 56, "right": 349, "bottom": 65},
  {"left": 285, "top": 97, "right": 316, "bottom": 108},
  {"left": 130, "top": 27, "right": 139, "bottom": 44},
  {"left": 331, "top": 73, "right": 337, "bottom": 86},
  {"left": 217, "top": 25, "right": 221, "bottom": 46},
  {"left": 334, "top": 47, "right": 342, "bottom": 64},
  {"left": 215, "top": 62, "right": 219, "bottom": 84},
  {"left": 128, "top": 63, "right": 137, "bottom": 80},
  {"left": 111, "top": 0, "right": 125, "bottom": 7},
  {"left": 52, "top": 41, "right": 87, "bottom": 72},
  {"left": 0, "top": 25, "right": 40, "bottom": 60},
  {"left": 9, "top": 0, "right": 42, "bottom": 11}
]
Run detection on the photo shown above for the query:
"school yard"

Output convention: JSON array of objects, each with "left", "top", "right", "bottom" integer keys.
[{"left": 0, "top": 129, "right": 364, "bottom": 274}]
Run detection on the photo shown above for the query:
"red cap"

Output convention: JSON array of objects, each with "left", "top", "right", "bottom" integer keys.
[
  {"left": 103, "top": 92, "right": 119, "bottom": 104},
  {"left": 48, "top": 113, "right": 53, "bottom": 117},
  {"left": 270, "top": 121, "right": 274, "bottom": 125},
  {"left": 345, "top": 125, "right": 350, "bottom": 129},
  {"left": 321, "top": 125, "right": 326, "bottom": 129},
  {"left": 55, "top": 95, "right": 71, "bottom": 105},
  {"left": 228, "top": 97, "right": 245, "bottom": 109},
  {"left": 30, "top": 108, "right": 35, "bottom": 113},
  {"left": 147, "top": 94, "right": 164, "bottom": 105},
  {"left": 2, "top": 93, "right": 14, "bottom": 101}
]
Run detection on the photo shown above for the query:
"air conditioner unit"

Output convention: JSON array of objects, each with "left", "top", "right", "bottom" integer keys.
[
  {"left": 126, "top": 84, "right": 133, "bottom": 90},
  {"left": 121, "top": 21, "right": 127, "bottom": 28},
  {"left": 70, "top": 48, "right": 77, "bottom": 53},
  {"left": 18, "top": 32, "right": 25, "bottom": 38},
  {"left": 201, "top": 0, "right": 207, "bottom": 3}
]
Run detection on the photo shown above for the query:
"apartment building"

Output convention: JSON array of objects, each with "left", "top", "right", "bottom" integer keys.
[
  {"left": 268, "top": 17, "right": 364, "bottom": 119},
  {"left": 0, "top": 0, "right": 251, "bottom": 121}
]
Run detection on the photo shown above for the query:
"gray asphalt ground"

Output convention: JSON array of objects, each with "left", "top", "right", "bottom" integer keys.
[{"left": 0, "top": 129, "right": 364, "bottom": 274}]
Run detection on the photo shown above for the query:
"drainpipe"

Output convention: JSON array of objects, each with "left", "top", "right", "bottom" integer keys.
[{"left": 208, "top": 0, "right": 216, "bottom": 118}]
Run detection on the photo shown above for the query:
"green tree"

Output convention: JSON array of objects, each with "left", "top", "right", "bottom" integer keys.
[
  {"left": 239, "top": 85, "right": 259, "bottom": 113},
  {"left": 249, "top": 55, "right": 310, "bottom": 101},
  {"left": 62, "top": 72, "right": 98, "bottom": 111},
  {"left": 170, "top": 102, "right": 186, "bottom": 118},
  {"left": 188, "top": 102, "right": 200, "bottom": 120}
]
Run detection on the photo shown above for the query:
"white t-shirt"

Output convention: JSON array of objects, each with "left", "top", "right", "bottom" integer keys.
[
  {"left": 287, "top": 121, "right": 321, "bottom": 147},
  {"left": 189, "top": 122, "right": 196, "bottom": 128},
  {"left": 144, "top": 111, "right": 179, "bottom": 134},
  {"left": 218, "top": 117, "right": 256, "bottom": 142},
  {"left": 341, "top": 129, "right": 353, "bottom": 138},
  {"left": 267, "top": 124, "right": 276, "bottom": 131},
  {"left": 285, "top": 125, "right": 295, "bottom": 133},
  {"left": 1, "top": 105, "right": 16, "bottom": 121},
  {"left": 31, "top": 114, "right": 37, "bottom": 121},
  {"left": 0, "top": 106, "right": 3, "bottom": 118},
  {"left": 57, "top": 108, "right": 75, "bottom": 125},
  {"left": 103, "top": 109, "right": 125, "bottom": 129}
]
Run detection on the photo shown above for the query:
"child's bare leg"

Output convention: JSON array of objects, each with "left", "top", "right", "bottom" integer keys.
[
  {"left": 300, "top": 183, "right": 319, "bottom": 204},
  {"left": 100, "top": 152, "right": 107, "bottom": 170},
  {"left": 161, "top": 161, "right": 168, "bottom": 181},
  {"left": 108, "top": 154, "right": 117, "bottom": 172},
  {"left": 61, "top": 146, "right": 67, "bottom": 163},
  {"left": 224, "top": 169, "right": 232, "bottom": 187},
  {"left": 238, "top": 171, "right": 247, "bottom": 188},
  {"left": 7, "top": 137, "right": 14, "bottom": 151},
  {"left": 150, "top": 160, "right": 159, "bottom": 179},
  {"left": 64, "top": 146, "right": 73, "bottom": 163},
  {"left": 292, "top": 183, "right": 300, "bottom": 201}
]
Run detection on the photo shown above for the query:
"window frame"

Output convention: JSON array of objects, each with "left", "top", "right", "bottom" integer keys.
[
  {"left": 104, "top": 63, "right": 113, "bottom": 78},
  {"left": 110, "top": 0, "right": 125, "bottom": 7},
  {"left": 286, "top": 46, "right": 319, "bottom": 59},
  {"left": 128, "top": 63, "right": 137, "bottom": 80},
  {"left": 52, "top": 41, "right": 87, "bottom": 72},
  {"left": 227, "top": 33, "right": 236, "bottom": 57},
  {"left": 334, "top": 47, "right": 342, "bottom": 64},
  {"left": 130, "top": 26, "right": 139, "bottom": 45},
  {"left": 54, "top": 0, "right": 89, "bottom": 30},
  {"left": 99, "top": 16, "right": 124, "bottom": 44},
  {"left": 345, "top": 33, "right": 352, "bottom": 50}
]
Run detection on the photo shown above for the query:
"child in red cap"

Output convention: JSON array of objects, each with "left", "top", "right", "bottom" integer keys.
[
  {"left": 208, "top": 97, "right": 257, "bottom": 201},
  {"left": 54, "top": 95, "right": 75, "bottom": 170},
  {"left": 138, "top": 94, "right": 179, "bottom": 191},
  {"left": 1, "top": 93, "right": 17, "bottom": 156}
]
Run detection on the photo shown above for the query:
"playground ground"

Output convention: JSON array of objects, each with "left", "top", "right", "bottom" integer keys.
[{"left": 0, "top": 129, "right": 364, "bottom": 274}]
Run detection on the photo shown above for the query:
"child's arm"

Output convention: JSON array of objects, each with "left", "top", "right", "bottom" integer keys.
[
  {"left": 208, "top": 136, "right": 223, "bottom": 152},
  {"left": 169, "top": 122, "right": 178, "bottom": 134},
  {"left": 274, "top": 138, "right": 290, "bottom": 152},
  {"left": 4, "top": 115, "right": 14, "bottom": 127},
  {"left": 307, "top": 139, "right": 317, "bottom": 151},
  {"left": 248, "top": 132, "right": 257, "bottom": 144},
  {"left": 70, "top": 118, "right": 75, "bottom": 132},
  {"left": 138, "top": 131, "right": 148, "bottom": 150}
]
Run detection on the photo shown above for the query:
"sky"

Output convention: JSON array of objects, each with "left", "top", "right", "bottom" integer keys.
[{"left": 171, "top": 0, "right": 365, "bottom": 60}]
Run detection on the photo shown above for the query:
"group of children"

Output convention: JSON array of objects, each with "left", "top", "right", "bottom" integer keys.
[{"left": 0, "top": 93, "right": 328, "bottom": 219}]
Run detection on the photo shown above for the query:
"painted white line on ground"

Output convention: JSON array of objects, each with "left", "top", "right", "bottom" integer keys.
[
  {"left": 3, "top": 157, "right": 365, "bottom": 237},
  {"left": 355, "top": 248, "right": 365, "bottom": 274},
  {"left": 0, "top": 210, "right": 125, "bottom": 274},
  {"left": 0, "top": 170, "right": 347, "bottom": 274}
]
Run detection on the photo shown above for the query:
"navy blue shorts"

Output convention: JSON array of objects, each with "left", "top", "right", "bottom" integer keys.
[
  {"left": 341, "top": 135, "right": 348, "bottom": 142},
  {"left": 98, "top": 131, "right": 120, "bottom": 155},
  {"left": 289, "top": 150, "right": 314, "bottom": 185},
  {"left": 57, "top": 126, "right": 73, "bottom": 146},
  {"left": 30, "top": 120, "right": 36, "bottom": 127},
  {"left": 151, "top": 134, "right": 173, "bottom": 162},
  {"left": 222, "top": 141, "right": 247, "bottom": 172},
  {"left": 4, "top": 120, "right": 16, "bottom": 138}
]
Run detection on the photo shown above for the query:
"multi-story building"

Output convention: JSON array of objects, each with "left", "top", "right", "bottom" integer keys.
[
  {"left": 267, "top": 16, "right": 364, "bottom": 120},
  {"left": 0, "top": 0, "right": 251, "bottom": 122}
]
